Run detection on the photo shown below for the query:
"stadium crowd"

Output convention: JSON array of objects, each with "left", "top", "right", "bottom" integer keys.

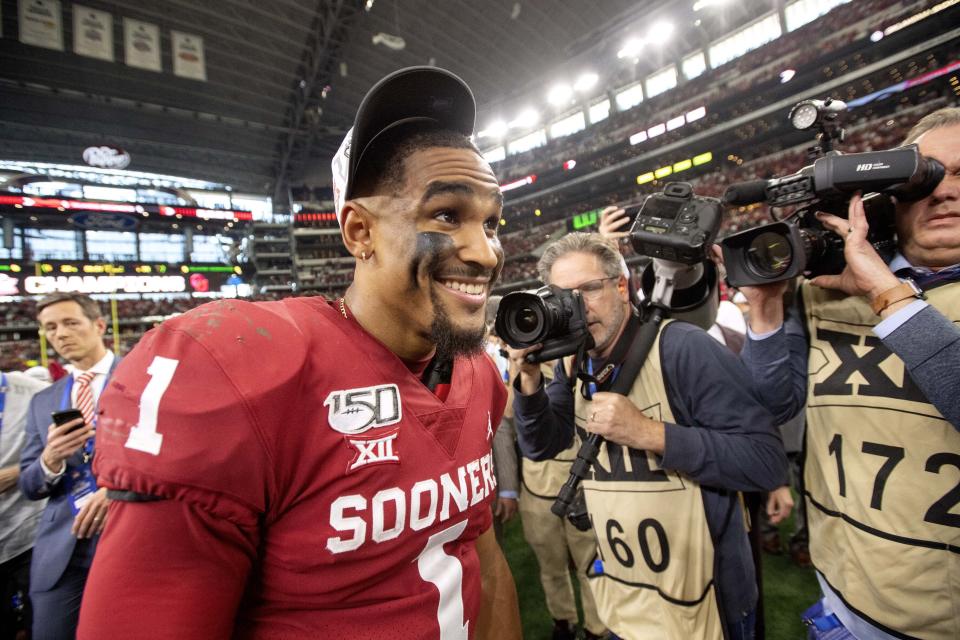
[{"left": 491, "top": 0, "right": 936, "bottom": 185}]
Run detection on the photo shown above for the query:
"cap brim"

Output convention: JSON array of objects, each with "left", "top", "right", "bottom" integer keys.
[{"left": 346, "top": 66, "right": 476, "bottom": 202}]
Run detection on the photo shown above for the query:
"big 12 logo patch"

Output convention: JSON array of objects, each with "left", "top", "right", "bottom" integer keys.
[{"left": 324, "top": 384, "right": 402, "bottom": 434}]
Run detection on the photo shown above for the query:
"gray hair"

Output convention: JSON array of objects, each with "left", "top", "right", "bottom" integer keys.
[
  {"left": 537, "top": 232, "right": 624, "bottom": 284},
  {"left": 902, "top": 107, "right": 960, "bottom": 145}
]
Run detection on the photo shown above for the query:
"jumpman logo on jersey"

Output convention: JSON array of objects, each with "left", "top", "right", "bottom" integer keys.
[{"left": 486, "top": 412, "right": 493, "bottom": 441}]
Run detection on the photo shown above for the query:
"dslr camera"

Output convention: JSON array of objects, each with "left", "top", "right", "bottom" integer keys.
[
  {"left": 627, "top": 182, "right": 723, "bottom": 265},
  {"left": 495, "top": 285, "right": 594, "bottom": 363},
  {"left": 719, "top": 99, "right": 944, "bottom": 287}
]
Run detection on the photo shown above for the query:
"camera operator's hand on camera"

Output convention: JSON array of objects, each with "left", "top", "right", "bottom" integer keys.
[
  {"left": 585, "top": 392, "right": 666, "bottom": 455},
  {"left": 504, "top": 345, "right": 543, "bottom": 395},
  {"left": 710, "top": 245, "right": 789, "bottom": 334},
  {"left": 811, "top": 194, "right": 900, "bottom": 300},
  {"left": 599, "top": 206, "right": 630, "bottom": 241}
]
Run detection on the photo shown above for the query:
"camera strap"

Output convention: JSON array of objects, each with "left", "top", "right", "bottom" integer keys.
[
  {"left": 608, "top": 305, "right": 666, "bottom": 396},
  {"left": 552, "top": 304, "right": 668, "bottom": 522},
  {"left": 574, "top": 307, "right": 657, "bottom": 400}
]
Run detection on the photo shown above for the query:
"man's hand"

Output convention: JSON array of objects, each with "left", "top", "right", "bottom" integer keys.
[
  {"left": 598, "top": 206, "right": 630, "bottom": 240},
  {"left": 766, "top": 486, "right": 795, "bottom": 525},
  {"left": 810, "top": 194, "right": 900, "bottom": 299},
  {"left": 41, "top": 418, "right": 95, "bottom": 474},
  {"left": 493, "top": 497, "right": 518, "bottom": 524},
  {"left": 504, "top": 344, "right": 543, "bottom": 395},
  {"left": 711, "top": 244, "right": 789, "bottom": 334},
  {"left": 584, "top": 392, "right": 666, "bottom": 454},
  {"left": 72, "top": 487, "right": 110, "bottom": 539}
]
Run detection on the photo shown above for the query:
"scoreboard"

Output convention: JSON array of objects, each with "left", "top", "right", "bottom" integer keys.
[{"left": 0, "top": 260, "right": 243, "bottom": 297}]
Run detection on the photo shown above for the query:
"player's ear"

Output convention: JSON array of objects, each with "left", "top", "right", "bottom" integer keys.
[{"left": 340, "top": 200, "right": 373, "bottom": 261}]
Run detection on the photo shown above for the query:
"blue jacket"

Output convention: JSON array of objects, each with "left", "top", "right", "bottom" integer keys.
[{"left": 18, "top": 357, "right": 120, "bottom": 592}]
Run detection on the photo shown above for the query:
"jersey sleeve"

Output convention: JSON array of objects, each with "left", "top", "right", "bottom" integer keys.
[
  {"left": 78, "top": 499, "right": 257, "bottom": 639},
  {"left": 94, "top": 300, "right": 308, "bottom": 526}
]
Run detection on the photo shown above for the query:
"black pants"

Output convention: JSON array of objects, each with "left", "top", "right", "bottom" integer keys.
[{"left": 0, "top": 548, "right": 32, "bottom": 640}]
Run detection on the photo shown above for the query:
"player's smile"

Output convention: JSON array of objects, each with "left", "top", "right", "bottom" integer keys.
[{"left": 434, "top": 275, "right": 490, "bottom": 309}]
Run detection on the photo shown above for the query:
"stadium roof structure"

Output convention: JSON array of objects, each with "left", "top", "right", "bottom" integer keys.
[{"left": 0, "top": 0, "right": 770, "bottom": 209}]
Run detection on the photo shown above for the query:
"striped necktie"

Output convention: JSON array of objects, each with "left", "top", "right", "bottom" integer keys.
[
  {"left": 75, "top": 371, "right": 96, "bottom": 426},
  {"left": 895, "top": 264, "right": 960, "bottom": 290}
]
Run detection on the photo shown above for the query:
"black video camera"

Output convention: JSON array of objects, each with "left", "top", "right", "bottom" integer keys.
[
  {"left": 494, "top": 285, "right": 594, "bottom": 363},
  {"left": 628, "top": 182, "right": 724, "bottom": 265},
  {"left": 720, "top": 141, "right": 944, "bottom": 287}
]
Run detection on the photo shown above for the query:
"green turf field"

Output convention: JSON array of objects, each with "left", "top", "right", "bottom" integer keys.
[{"left": 501, "top": 509, "right": 820, "bottom": 639}]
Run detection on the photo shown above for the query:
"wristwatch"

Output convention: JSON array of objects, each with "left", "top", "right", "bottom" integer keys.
[{"left": 870, "top": 278, "right": 925, "bottom": 315}]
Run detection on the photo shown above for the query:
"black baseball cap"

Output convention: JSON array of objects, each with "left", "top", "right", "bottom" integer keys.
[{"left": 332, "top": 66, "right": 476, "bottom": 221}]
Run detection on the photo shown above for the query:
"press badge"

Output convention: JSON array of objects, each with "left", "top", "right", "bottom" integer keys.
[{"left": 64, "top": 464, "right": 98, "bottom": 515}]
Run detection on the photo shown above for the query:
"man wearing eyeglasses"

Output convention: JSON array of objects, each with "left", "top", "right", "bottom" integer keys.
[{"left": 510, "top": 232, "right": 787, "bottom": 640}]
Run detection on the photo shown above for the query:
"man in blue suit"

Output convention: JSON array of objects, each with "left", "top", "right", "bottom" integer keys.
[{"left": 19, "top": 293, "right": 119, "bottom": 640}]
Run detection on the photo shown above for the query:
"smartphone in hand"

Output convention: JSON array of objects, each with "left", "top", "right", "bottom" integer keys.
[{"left": 51, "top": 409, "right": 86, "bottom": 433}]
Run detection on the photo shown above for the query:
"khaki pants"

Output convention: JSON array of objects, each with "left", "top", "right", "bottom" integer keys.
[{"left": 519, "top": 485, "right": 605, "bottom": 636}]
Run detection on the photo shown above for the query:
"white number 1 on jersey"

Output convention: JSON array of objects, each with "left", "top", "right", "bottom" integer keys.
[
  {"left": 417, "top": 520, "right": 470, "bottom": 640},
  {"left": 125, "top": 356, "right": 179, "bottom": 456}
]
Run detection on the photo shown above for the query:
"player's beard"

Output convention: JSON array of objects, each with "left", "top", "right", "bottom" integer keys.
[{"left": 429, "top": 286, "right": 486, "bottom": 362}]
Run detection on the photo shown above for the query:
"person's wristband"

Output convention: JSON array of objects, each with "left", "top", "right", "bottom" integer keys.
[{"left": 870, "top": 279, "right": 924, "bottom": 315}]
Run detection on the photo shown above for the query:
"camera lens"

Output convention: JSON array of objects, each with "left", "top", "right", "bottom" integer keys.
[
  {"left": 495, "top": 292, "right": 550, "bottom": 346},
  {"left": 515, "top": 306, "right": 541, "bottom": 335},
  {"left": 746, "top": 230, "right": 794, "bottom": 277}
]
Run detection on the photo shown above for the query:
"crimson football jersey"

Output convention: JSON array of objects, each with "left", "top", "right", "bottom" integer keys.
[{"left": 82, "top": 297, "right": 506, "bottom": 639}]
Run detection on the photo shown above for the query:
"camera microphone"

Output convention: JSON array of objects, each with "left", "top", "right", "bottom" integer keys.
[{"left": 722, "top": 180, "right": 769, "bottom": 206}]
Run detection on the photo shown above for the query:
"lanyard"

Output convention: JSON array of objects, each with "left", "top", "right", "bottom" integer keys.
[
  {"left": 59, "top": 373, "right": 75, "bottom": 411},
  {"left": 585, "top": 358, "right": 621, "bottom": 400}
]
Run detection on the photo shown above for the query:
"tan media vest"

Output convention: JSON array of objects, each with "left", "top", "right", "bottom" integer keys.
[
  {"left": 802, "top": 281, "right": 960, "bottom": 639},
  {"left": 574, "top": 321, "right": 724, "bottom": 640}
]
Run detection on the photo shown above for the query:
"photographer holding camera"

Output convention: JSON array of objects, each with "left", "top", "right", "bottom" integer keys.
[
  {"left": 509, "top": 232, "right": 787, "bottom": 640},
  {"left": 737, "top": 107, "right": 960, "bottom": 639}
]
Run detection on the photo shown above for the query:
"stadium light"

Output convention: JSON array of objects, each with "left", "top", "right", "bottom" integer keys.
[
  {"left": 686, "top": 106, "right": 706, "bottom": 122},
  {"left": 574, "top": 72, "right": 598, "bottom": 92},
  {"left": 646, "top": 21, "right": 674, "bottom": 45},
  {"left": 617, "top": 38, "right": 645, "bottom": 60},
  {"left": 693, "top": 0, "right": 728, "bottom": 11},
  {"left": 479, "top": 119, "right": 508, "bottom": 138},
  {"left": 510, "top": 108, "right": 540, "bottom": 129},
  {"left": 547, "top": 84, "right": 573, "bottom": 106}
]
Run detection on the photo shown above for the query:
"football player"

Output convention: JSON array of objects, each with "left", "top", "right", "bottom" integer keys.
[{"left": 78, "top": 67, "right": 521, "bottom": 640}]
